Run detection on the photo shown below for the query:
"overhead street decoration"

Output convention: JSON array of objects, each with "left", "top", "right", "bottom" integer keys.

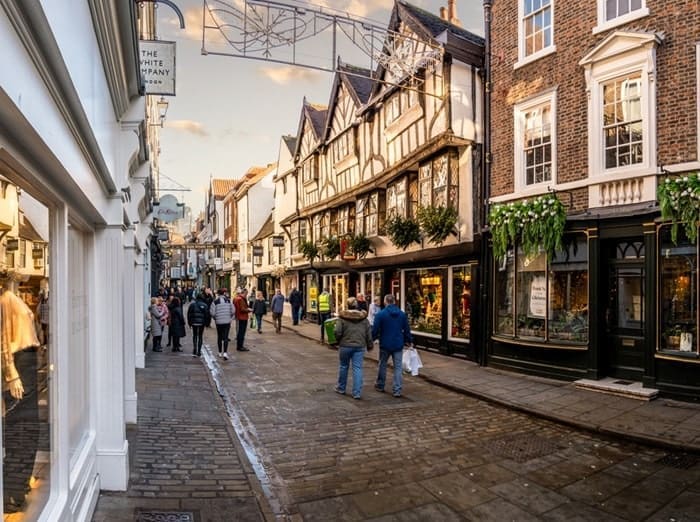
[{"left": 201, "top": 0, "right": 444, "bottom": 91}]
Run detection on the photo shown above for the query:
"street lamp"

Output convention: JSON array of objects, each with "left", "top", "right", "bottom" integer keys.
[{"left": 150, "top": 96, "right": 169, "bottom": 128}]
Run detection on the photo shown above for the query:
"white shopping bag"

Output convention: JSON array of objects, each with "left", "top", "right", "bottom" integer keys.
[
  {"left": 409, "top": 347, "right": 423, "bottom": 376},
  {"left": 402, "top": 349, "right": 412, "bottom": 373}
]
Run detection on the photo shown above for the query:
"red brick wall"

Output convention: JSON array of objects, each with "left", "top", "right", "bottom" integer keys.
[{"left": 490, "top": 1, "right": 700, "bottom": 212}]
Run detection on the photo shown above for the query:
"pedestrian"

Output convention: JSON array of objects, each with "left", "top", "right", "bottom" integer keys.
[
  {"left": 187, "top": 292, "right": 210, "bottom": 357},
  {"left": 356, "top": 294, "right": 368, "bottom": 312},
  {"left": 270, "top": 288, "right": 285, "bottom": 333},
  {"left": 210, "top": 288, "right": 235, "bottom": 359},
  {"left": 252, "top": 291, "right": 267, "bottom": 334},
  {"left": 318, "top": 287, "right": 331, "bottom": 343},
  {"left": 203, "top": 287, "right": 214, "bottom": 310},
  {"left": 333, "top": 297, "right": 373, "bottom": 399},
  {"left": 168, "top": 296, "right": 186, "bottom": 352},
  {"left": 368, "top": 296, "right": 381, "bottom": 327},
  {"left": 233, "top": 288, "right": 251, "bottom": 351},
  {"left": 288, "top": 286, "right": 302, "bottom": 325},
  {"left": 149, "top": 297, "right": 164, "bottom": 352},
  {"left": 36, "top": 291, "right": 49, "bottom": 345},
  {"left": 372, "top": 294, "right": 413, "bottom": 398}
]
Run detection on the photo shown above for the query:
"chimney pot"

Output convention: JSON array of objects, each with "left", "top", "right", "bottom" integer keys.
[
  {"left": 447, "top": 0, "right": 462, "bottom": 27},
  {"left": 440, "top": 6, "right": 447, "bottom": 20}
]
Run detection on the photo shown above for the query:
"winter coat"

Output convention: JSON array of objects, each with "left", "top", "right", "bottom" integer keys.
[
  {"left": 169, "top": 306, "right": 186, "bottom": 338},
  {"left": 234, "top": 294, "right": 250, "bottom": 320},
  {"left": 270, "top": 293, "right": 285, "bottom": 314},
  {"left": 372, "top": 304, "right": 412, "bottom": 352},
  {"left": 158, "top": 303, "right": 170, "bottom": 326},
  {"left": 288, "top": 289, "right": 302, "bottom": 307},
  {"left": 334, "top": 309, "right": 372, "bottom": 349},
  {"left": 210, "top": 295, "right": 235, "bottom": 325},
  {"left": 150, "top": 304, "right": 164, "bottom": 337},
  {"left": 187, "top": 298, "right": 210, "bottom": 326},
  {"left": 252, "top": 298, "right": 267, "bottom": 316}
]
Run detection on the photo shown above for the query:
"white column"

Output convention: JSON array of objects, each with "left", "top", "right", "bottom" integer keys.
[
  {"left": 134, "top": 248, "right": 146, "bottom": 369},
  {"left": 123, "top": 227, "right": 137, "bottom": 424},
  {"left": 94, "top": 225, "right": 128, "bottom": 490}
]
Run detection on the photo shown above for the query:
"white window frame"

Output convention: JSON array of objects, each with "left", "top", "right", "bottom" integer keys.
[
  {"left": 515, "top": 0, "right": 556, "bottom": 69},
  {"left": 514, "top": 89, "right": 557, "bottom": 193},
  {"left": 581, "top": 32, "right": 659, "bottom": 179},
  {"left": 593, "top": 0, "right": 649, "bottom": 35}
]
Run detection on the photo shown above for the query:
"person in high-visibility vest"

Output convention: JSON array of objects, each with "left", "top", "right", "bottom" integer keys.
[{"left": 318, "top": 288, "right": 332, "bottom": 343}]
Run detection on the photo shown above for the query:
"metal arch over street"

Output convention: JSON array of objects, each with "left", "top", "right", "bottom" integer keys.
[{"left": 201, "top": 0, "right": 444, "bottom": 93}]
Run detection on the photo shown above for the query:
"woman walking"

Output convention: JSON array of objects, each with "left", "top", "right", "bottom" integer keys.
[
  {"left": 252, "top": 291, "right": 267, "bottom": 334},
  {"left": 334, "top": 297, "right": 373, "bottom": 400},
  {"left": 168, "top": 296, "right": 186, "bottom": 351}
]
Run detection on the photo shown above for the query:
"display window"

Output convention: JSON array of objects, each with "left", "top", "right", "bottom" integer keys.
[
  {"left": 359, "top": 271, "right": 383, "bottom": 305},
  {"left": 0, "top": 182, "right": 51, "bottom": 520},
  {"left": 404, "top": 268, "right": 442, "bottom": 337},
  {"left": 494, "top": 233, "right": 589, "bottom": 344},
  {"left": 449, "top": 266, "right": 471, "bottom": 341},
  {"left": 659, "top": 226, "right": 699, "bottom": 357},
  {"left": 322, "top": 274, "right": 348, "bottom": 313}
]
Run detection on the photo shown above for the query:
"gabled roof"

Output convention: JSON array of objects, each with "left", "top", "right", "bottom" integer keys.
[
  {"left": 282, "top": 135, "right": 297, "bottom": 155},
  {"left": 251, "top": 212, "right": 274, "bottom": 241},
  {"left": 293, "top": 98, "right": 328, "bottom": 159},
  {"left": 211, "top": 178, "right": 239, "bottom": 199},
  {"left": 19, "top": 214, "right": 44, "bottom": 242},
  {"left": 235, "top": 163, "right": 277, "bottom": 199},
  {"left": 322, "top": 62, "right": 375, "bottom": 141},
  {"left": 398, "top": 1, "right": 484, "bottom": 46}
]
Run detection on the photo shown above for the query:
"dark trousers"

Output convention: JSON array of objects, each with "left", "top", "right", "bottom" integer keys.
[
  {"left": 152, "top": 335, "right": 162, "bottom": 351},
  {"left": 291, "top": 305, "right": 301, "bottom": 325},
  {"left": 191, "top": 324, "right": 204, "bottom": 355},
  {"left": 319, "top": 312, "right": 331, "bottom": 341},
  {"left": 236, "top": 319, "right": 248, "bottom": 349},
  {"left": 216, "top": 323, "right": 231, "bottom": 353}
]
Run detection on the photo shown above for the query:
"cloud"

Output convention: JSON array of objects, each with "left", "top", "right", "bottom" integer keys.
[
  {"left": 258, "top": 66, "right": 322, "bottom": 85},
  {"left": 165, "top": 120, "right": 210, "bottom": 136}
]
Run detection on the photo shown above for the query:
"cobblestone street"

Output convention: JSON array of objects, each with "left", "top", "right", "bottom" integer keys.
[{"left": 207, "top": 325, "right": 700, "bottom": 521}]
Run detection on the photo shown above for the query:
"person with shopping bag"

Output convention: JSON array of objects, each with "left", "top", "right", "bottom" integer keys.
[{"left": 372, "top": 294, "right": 413, "bottom": 398}]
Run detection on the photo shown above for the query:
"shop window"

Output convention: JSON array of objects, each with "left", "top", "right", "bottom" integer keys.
[
  {"left": 659, "top": 227, "right": 698, "bottom": 357},
  {"left": 2, "top": 188, "right": 51, "bottom": 518},
  {"left": 360, "top": 271, "right": 383, "bottom": 306},
  {"left": 450, "top": 266, "right": 471, "bottom": 340},
  {"left": 404, "top": 268, "right": 442, "bottom": 337},
  {"left": 494, "top": 234, "right": 589, "bottom": 344}
]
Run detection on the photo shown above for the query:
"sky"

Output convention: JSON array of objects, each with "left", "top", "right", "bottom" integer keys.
[{"left": 155, "top": 0, "right": 485, "bottom": 212}]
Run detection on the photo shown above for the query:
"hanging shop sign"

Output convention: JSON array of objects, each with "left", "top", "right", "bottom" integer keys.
[
  {"left": 272, "top": 235, "right": 285, "bottom": 247},
  {"left": 32, "top": 248, "right": 44, "bottom": 259},
  {"left": 139, "top": 40, "right": 176, "bottom": 95},
  {"left": 154, "top": 194, "right": 184, "bottom": 223},
  {"left": 5, "top": 238, "right": 18, "bottom": 251},
  {"left": 252, "top": 245, "right": 264, "bottom": 257}
]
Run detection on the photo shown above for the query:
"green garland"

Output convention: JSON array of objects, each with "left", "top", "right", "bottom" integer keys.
[
  {"left": 299, "top": 240, "right": 319, "bottom": 262},
  {"left": 489, "top": 194, "right": 566, "bottom": 261},
  {"left": 385, "top": 214, "right": 422, "bottom": 250},
  {"left": 657, "top": 173, "right": 700, "bottom": 244},
  {"left": 417, "top": 205, "right": 458, "bottom": 245},
  {"left": 321, "top": 236, "right": 340, "bottom": 259},
  {"left": 348, "top": 233, "right": 373, "bottom": 259}
]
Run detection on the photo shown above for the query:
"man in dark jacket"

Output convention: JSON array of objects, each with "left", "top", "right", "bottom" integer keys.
[
  {"left": 288, "top": 286, "right": 303, "bottom": 325},
  {"left": 187, "top": 293, "right": 210, "bottom": 357},
  {"left": 372, "top": 294, "right": 413, "bottom": 398}
]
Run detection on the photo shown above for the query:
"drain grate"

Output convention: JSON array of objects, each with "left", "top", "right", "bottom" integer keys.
[
  {"left": 483, "top": 433, "right": 561, "bottom": 463},
  {"left": 656, "top": 452, "right": 700, "bottom": 469},
  {"left": 135, "top": 511, "right": 197, "bottom": 522},
  {"left": 613, "top": 380, "right": 634, "bottom": 385}
]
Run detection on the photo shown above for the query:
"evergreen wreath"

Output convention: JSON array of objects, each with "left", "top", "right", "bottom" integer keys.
[
  {"left": 385, "top": 214, "right": 422, "bottom": 250},
  {"left": 489, "top": 194, "right": 566, "bottom": 261},
  {"left": 321, "top": 236, "right": 341, "bottom": 259},
  {"left": 657, "top": 173, "right": 700, "bottom": 244},
  {"left": 417, "top": 205, "right": 458, "bottom": 245},
  {"left": 298, "top": 240, "right": 319, "bottom": 262},
  {"left": 348, "top": 233, "right": 373, "bottom": 259}
]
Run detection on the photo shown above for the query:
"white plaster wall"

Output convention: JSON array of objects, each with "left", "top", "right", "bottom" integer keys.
[{"left": 451, "top": 62, "right": 484, "bottom": 143}]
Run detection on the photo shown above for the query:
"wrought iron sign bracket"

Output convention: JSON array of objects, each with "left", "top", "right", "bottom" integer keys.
[{"left": 135, "top": 0, "right": 185, "bottom": 29}]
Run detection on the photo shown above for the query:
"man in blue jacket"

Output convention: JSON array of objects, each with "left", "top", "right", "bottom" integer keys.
[{"left": 372, "top": 294, "right": 413, "bottom": 398}]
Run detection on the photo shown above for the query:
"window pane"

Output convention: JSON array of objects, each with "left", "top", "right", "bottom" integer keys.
[
  {"left": 516, "top": 251, "right": 546, "bottom": 339},
  {"left": 659, "top": 227, "right": 698, "bottom": 354},
  {"left": 549, "top": 236, "right": 589, "bottom": 343},
  {"left": 495, "top": 250, "right": 515, "bottom": 335},
  {"left": 451, "top": 266, "right": 471, "bottom": 340},
  {"left": 405, "top": 268, "right": 442, "bottom": 335}
]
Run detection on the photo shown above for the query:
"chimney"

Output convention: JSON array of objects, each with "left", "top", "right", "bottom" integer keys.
[
  {"left": 447, "top": 0, "right": 462, "bottom": 27},
  {"left": 440, "top": 6, "right": 448, "bottom": 21}
]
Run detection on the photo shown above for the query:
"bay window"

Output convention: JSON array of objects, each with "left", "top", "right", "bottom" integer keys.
[{"left": 419, "top": 153, "right": 457, "bottom": 209}]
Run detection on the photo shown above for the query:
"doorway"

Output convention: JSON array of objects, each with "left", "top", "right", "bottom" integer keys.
[{"left": 602, "top": 239, "right": 646, "bottom": 380}]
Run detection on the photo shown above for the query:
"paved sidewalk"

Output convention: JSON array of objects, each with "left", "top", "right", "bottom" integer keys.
[
  {"left": 275, "top": 313, "right": 700, "bottom": 453},
  {"left": 91, "top": 331, "right": 273, "bottom": 522}
]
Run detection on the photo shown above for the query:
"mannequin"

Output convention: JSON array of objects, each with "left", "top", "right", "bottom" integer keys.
[{"left": 1, "top": 282, "right": 41, "bottom": 513}]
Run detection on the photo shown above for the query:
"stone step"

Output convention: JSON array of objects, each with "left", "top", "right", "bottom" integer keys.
[{"left": 574, "top": 377, "right": 659, "bottom": 401}]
